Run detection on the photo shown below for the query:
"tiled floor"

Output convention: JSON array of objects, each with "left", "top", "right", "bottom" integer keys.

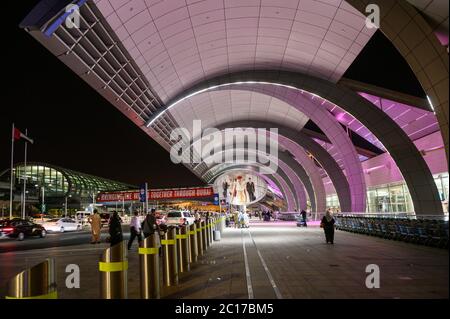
[{"left": 0, "top": 220, "right": 447, "bottom": 299}]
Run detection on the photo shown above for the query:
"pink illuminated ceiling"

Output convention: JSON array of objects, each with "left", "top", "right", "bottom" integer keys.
[
  {"left": 309, "top": 92, "right": 439, "bottom": 178},
  {"left": 340, "top": 93, "right": 439, "bottom": 151},
  {"left": 93, "top": 0, "right": 376, "bottom": 103},
  {"left": 308, "top": 91, "right": 438, "bottom": 154}
]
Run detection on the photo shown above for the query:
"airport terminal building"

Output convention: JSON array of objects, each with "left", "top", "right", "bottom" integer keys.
[{"left": 0, "top": 162, "right": 135, "bottom": 216}]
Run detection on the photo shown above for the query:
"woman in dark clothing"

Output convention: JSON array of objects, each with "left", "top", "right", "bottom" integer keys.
[
  {"left": 108, "top": 211, "right": 123, "bottom": 247},
  {"left": 300, "top": 210, "right": 308, "bottom": 227},
  {"left": 321, "top": 210, "right": 335, "bottom": 244}
]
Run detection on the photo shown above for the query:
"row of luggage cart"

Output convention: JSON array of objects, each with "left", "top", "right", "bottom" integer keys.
[{"left": 335, "top": 216, "right": 449, "bottom": 249}]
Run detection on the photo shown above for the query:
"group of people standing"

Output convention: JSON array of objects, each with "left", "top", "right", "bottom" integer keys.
[
  {"left": 127, "top": 209, "right": 162, "bottom": 250},
  {"left": 260, "top": 210, "right": 275, "bottom": 221},
  {"left": 225, "top": 211, "right": 250, "bottom": 228},
  {"left": 87, "top": 209, "right": 125, "bottom": 246},
  {"left": 87, "top": 208, "right": 160, "bottom": 250},
  {"left": 87, "top": 206, "right": 336, "bottom": 247}
]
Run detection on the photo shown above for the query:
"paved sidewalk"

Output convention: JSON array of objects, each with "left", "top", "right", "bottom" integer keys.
[{"left": 0, "top": 221, "right": 447, "bottom": 299}]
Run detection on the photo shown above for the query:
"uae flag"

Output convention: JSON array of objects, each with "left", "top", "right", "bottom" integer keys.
[{"left": 13, "top": 127, "right": 34, "bottom": 144}]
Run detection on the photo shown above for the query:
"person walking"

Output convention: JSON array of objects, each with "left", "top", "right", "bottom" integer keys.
[
  {"left": 225, "top": 213, "right": 231, "bottom": 227},
  {"left": 301, "top": 209, "right": 308, "bottom": 227},
  {"left": 233, "top": 212, "right": 239, "bottom": 228},
  {"left": 142, "top": 209, "right": 158, "bottom": 238},
  {"left": 194, "top": 210, "right": 201, "bottom": 223},
  {"left": 128, "top": 211, "right": 142, "bottom": 250},
  {"left": 321, "top": 209, "right": 335, "bottom": 244},
  {"left": 108, "top": 211, "right": 123, "bottom": 247},
  {"left": 243, "top": 211, "right": 250, "bottom": 228},
  {"left": 88, "top": 209, "right": 102, "bottom": 244}
]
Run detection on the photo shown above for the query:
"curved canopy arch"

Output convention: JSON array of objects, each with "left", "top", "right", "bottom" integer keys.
[
  {"left": 152, "top": 70, "right": 443, "bottom": 215},
  {"left": 20, "top": 0, "right": 445, "bottom": 216},
  {"left": 194, "top": 133, "right": 317, "bottom": 211},
  {"left": 201, "top": 148, "right": 307, "bottom": 211},
  {"left": 347, "top": 0, "right": 449, "bottom": 162},
  {"left": 151, "top": 84, "right": 366, "bottom": 211},
  {"left": 191, "top": 119, "right": 350, "bottom": 211},
  {"left": 210, "top": 165, "right": 296, "bottom": 212}
]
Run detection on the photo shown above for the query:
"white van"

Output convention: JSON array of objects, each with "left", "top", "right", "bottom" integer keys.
[{"left": 166, "top": 211, "right": 195, "bottom": 226}]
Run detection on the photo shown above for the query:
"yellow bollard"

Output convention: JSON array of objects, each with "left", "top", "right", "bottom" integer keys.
[
  {"left": 189, "top": 223, "right": 198, "bottom": 263},
  {"left": 209, "top": 219, "right": 214, "bottom": 245},
  {"left": 176, "top": 225, "right": 190, "bottom": 273},
  {"left": 6, "top": 258, "right": 57, "bottom": 299},
  {"left": 162, "top": 227, "right": 178, "bottom": 286},
  {"left": 205, "top": 220, "right": 211, "bottom": 249},
  {"left": 139, "top": 234, "right": 160, "bottom": 299},
  {"left": 201, "top": 220, "right": 208, "bottom": 251},
  {"left": 196, "top": 220, "right": 204, "bottom": 257},
  {"left": 99, "top": 241, "right": 128, "bottom": 299}
]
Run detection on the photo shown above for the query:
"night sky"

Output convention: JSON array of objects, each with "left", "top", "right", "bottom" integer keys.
[{"left": 1, "top": 2, "right": 424, "bottom": 188}]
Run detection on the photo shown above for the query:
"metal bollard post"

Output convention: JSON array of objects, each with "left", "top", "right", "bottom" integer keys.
[
  {"left": 176, "top": 226, "right": 190, "bottom": 273},
  {"left": 6, "top": 258, "right": 57, "bottom": 299},
  {"left": 213, "top": 216, "right": 221, "bottom": 241},
  {"left": 139, "top": 234, "right": 160, "bottom": 299},
  {"left": 219, "top": 216, "right": 225, "bottom": 233},
  {"left": 209, "top": 219, "right": 214, "bottom": 245},
  {"left": 205, "top": 220, "right": 211, "bottom": 249},
  {"left": 189, "top": 223, "right": 198, "bottom": 263},
  {"left": 196, "top": 220, "right": 204, "bottom": 256},
  {"left": 99, "top": 241, "right": 128, "bottom": 299},
  {"left": 162, "top": 227, "right": 178, "bottom": 286},
  {"left": 201, "top": 220, "right": 208, "bottom": 250}
]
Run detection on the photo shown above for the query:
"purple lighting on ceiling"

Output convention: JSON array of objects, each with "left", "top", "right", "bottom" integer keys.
[
  {"left": 357, "top": 92, "right": 439, "bottom": 143},
  {"left": 321, "top": 91, "right": 439, "bottom": 152},
  {"left": 364, "top": 165, "right": 385, "bottom": 173},
  {"left": 267, "top": 185, "right": 283, "bottom": 198},
  {"left": 336, "top": 112, "right": 346, "bottom": 122}
]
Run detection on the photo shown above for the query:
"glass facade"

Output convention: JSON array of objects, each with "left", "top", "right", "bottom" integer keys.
[
  {"left": 0, "top": 163, "right": 135, "bottom": 211},
  {"left": 326, "top": 194, "right": 340, "bottom": 211},
  {"left": 326, "top": 173, "right": 449, "bottom": 213},
  {"left": 7, "top": 164, "right": 134, "bottom": 198}
]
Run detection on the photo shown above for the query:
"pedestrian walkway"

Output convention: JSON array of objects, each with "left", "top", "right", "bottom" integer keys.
[{"left": 0, "top": 221, "right": 447, "bottom": 299}]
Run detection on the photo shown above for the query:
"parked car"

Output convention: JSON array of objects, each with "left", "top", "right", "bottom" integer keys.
[
  {"left": 166, "top": 211, "right": 195, "bottom": 226},
  {"left": 0, "top": 219, "right": 47, "bottom": 241},
  {"left": 42, "top": 218, "right": 82, "bottom": 232}
]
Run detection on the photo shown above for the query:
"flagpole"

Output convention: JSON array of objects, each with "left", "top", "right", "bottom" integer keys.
[
  {"left": 9, "top": 123, "right": 15, "bottom": 219},
  {"left": 145, "top": 182, "right": 149, "bottom": 214},
  {"left": 22, "top": 129, "right": 28, "bottom": 219}
]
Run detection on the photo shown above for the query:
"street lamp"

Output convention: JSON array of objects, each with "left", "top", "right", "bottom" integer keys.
[
  {"left": 37, "top": 183, "right": 52, "bottom": 223},
  {"left": 121, "top": 194, "right": 125, "bottom": 216},
  {"left": 64, "top": 194, "right": 72, "bottom": 217},
  {"left": 91, "top": 191, "right": 99, "bottom": 212}
]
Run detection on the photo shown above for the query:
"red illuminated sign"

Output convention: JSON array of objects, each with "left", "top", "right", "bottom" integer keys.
[{"left": 97, "top": 187, "right": 214, "bottom": 202}]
